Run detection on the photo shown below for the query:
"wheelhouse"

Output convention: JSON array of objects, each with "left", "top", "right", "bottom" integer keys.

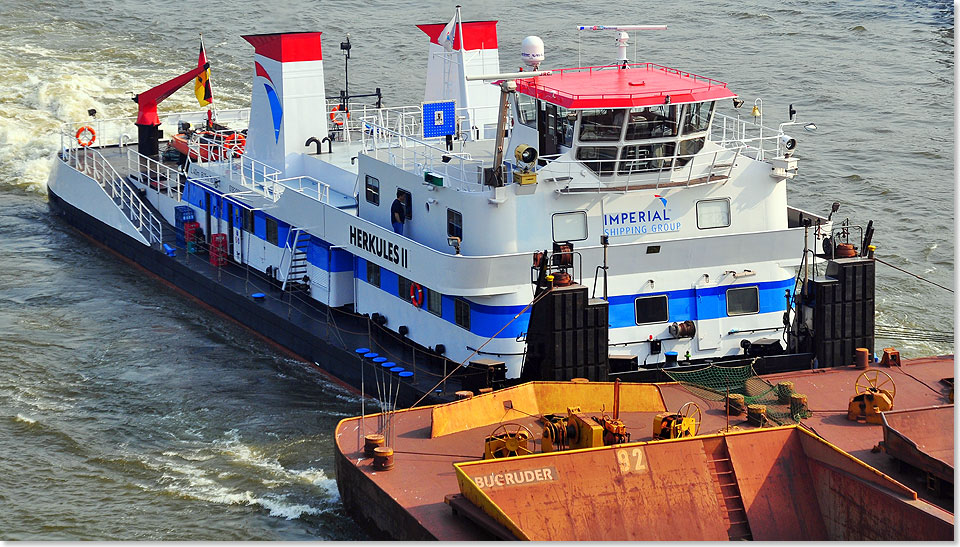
[{"left": 511, "top": 63, "right": 736, "bottom": 178}]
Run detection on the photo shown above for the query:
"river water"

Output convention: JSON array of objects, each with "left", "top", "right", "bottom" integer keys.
[{"left": 0, "top": 0, "right": 952, "bottom": 540}]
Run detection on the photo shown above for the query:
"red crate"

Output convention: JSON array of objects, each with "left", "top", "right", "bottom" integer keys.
[
  {"left": 183, "top": 221, "right": 200, "bottom": 243},
  {"left": 209, "top": 233, "right": 227, "bottom": 266}
]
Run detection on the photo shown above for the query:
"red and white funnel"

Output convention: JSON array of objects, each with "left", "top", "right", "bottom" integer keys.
[{"left": 242, "top": 32, "right": 328, "bottom": 171}]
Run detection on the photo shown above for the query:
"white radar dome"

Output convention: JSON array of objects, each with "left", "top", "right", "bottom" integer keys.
[{"left": 520, "top": 36, "right": 545, "bottom": 69}]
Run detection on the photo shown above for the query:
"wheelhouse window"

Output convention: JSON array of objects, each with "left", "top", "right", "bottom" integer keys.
[
  {"left": 576, "top": 146, "right": 618, "bottom": 175},
  {"left": 366, "top": 261, "right": 380, "bottom": 288},
  {"left": 578, "top": 109, "right": 625, "bottom": 141},
  {"left": 635, "top": 295, "right": 669, "bottom": 325},
  {"left": 447, "top": 209, "right": 463, "bottom": 240},
  {"left": 696, "top": 198, "right": 731, "bottom": 229},
  {"left": 727, "top": 286, "right": 759, "bottom": 316},
  {"left": 624, "top": 105, "right": 678, "bottom": 140},
  {"left": 265, "top": 217, "right": 278, "bottom": 246},
  {"left": 397, "top": 188, "right": 412, "bottom": 220},
  {"left": 516, "top": 94, "right": 537, "bottom": 128},
  {"left": 455, "top": 298, "right": 470, "bottom": 330},
  {"left": 618, "top": 142, "right": 676, "bottom": 174},
  {"left": 681, "top": 101, "right": 715, "bottom": 134},
  {"left": 556, "top": 106, "right": 575, "bottom": 148},
  {"left": 676, "top": 137, "right": 706, "bottom": 166},
  {"left": 426, "top": 287, "right": 442, "bottom": 316},
  {"left": 365, "top": 175, "right": 380, "bottom": 205}
]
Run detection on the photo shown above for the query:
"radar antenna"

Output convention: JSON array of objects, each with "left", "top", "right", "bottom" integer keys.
[{"left": 576, "top": 24, "right": 667, "bottom": 67}]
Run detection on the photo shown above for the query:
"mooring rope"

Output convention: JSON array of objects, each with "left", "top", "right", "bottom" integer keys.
[{"left": 875, "top": 257, "right": 954, "bottom": 293}]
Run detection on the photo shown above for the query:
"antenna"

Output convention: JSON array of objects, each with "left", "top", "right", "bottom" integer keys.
[{"left": 576, "top": 24, "right": 667, "bottom": 66}]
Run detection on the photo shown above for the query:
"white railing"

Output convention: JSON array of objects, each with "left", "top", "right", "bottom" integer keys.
[
  {"left": 543, "top": 146, "right": 741, "bottom": 193},
  {"left": 328, "top": 102, "right": 502, "bottom": 143},
  {"left": 277, "top": 175, "right": 332, "bottom": 204},
  {"left": 360, "top": 122, "right": 488, "bottom": 192},
  {"left": 711, "top": 112, "right": 789, "bottom": 161},
  {"left": 186, "top": 138, "right": 283, "bottom": 200},
  {"left": 61, "top": 146, "right": 163, "bottom": 245},
  {"left": 126, "top": 148, "right": 182, "bottom": 202},
  {"left": 59, "top": 108, "right": 250, "bottom": 153}
]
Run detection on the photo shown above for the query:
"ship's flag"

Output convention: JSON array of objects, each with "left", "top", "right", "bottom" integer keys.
[
  {"left": 439, "top": 12, "right": 458, "bottom": 51},
  {"left": 195, "top": 36, "right": 213, "bottom": 107}
]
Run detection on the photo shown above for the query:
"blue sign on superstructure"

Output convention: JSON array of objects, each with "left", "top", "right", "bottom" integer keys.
[{"left": 422, "top": 100, "right": 456, "bottom": 139}]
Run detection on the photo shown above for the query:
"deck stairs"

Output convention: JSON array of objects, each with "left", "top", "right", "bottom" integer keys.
[
  {"left": 64, "top": 146, "right": 163, "bottom": 246},
  {"left": 281, "top": 228, "right": 310, "bottom": 292}
]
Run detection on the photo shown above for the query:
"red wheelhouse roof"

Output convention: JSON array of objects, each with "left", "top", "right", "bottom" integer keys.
[{"left": 514, "top": 63, "right": 736, "bottom": 109}]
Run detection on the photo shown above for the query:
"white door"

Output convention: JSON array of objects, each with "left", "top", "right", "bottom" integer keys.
[{"left": 694, "top": 283, "right": 722, "bottom": 351}]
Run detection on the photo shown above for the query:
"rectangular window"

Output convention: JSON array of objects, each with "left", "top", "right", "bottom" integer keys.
[
  {"left": 697, "top": 198, "right": 731, "bottom": 229},
  {"left": 556, "top": 106, "right": 575, "bottom": 148},
  {"left": 266, "top": 217, "right": 278, "bottom": 246},
  {"left": 426, "top": 288, "right": 442, "bottom": 316},
  {"left": 681, "top": 101, "right": 715, "bottom": 134},
  {"left": 366, "top": 261, "right": 380, "bottom": 288},
  {"left": 516, "top": 94, "right": 537, "bottom": 128},
  {"left": 398, "top": 275, "right": 413, "bottom": 302},
  {"left": 618, "top": 142, "right": 676, "bottom": 174},
  {"left": 243, "top": 209, "right": 254, "bottom": 234},
  {"left": 676, "top": 137, "right": 706, "bottom": 167},
  {"left": 447, "top": 209, "right": 463, "bottom": 240},
  {"left": 578, "top": 109, "right": 625, "bottom": 141},
  {"left": 576, "top": 146, "right": 618, "bottom": 175},
  {"left": 455, "top": 298, "right": 471, "bottom": 330},
  {"left": 365, "top": 175, "right": 380, "bottom": 205},
  {"left": 624, "top": 105, "right": 678, "bottom": 140},
  {"left": 727, "top": 286, "right": 759, "bottom": 316},
  {"left": 397, "top": 188, "right": 412, "bottom": 220},
  {"left": 552, "top": 211, "right": 588, "bottom": 242},
  {"left": 635, "top": 295, "right": 669, "bottom": 325}
]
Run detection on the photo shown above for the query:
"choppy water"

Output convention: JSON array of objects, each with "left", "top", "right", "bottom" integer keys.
[{"left": 0, "top": 0, "right": 953, "bottom": 540}]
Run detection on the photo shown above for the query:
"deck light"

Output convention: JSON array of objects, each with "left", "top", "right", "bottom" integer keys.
[
  {"left": 732, "top": 98, "right": 744, "bottom": 109},
  {"left": 803, "top": 123, "right": 817, "bottom": 131}
]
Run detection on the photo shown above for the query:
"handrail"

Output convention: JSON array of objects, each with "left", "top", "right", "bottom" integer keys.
[
  {"left": 62, "top": 146, "right": 163, "bottom": 245},
  {"left": 126, "top": 148, "right": 182, "bottom": 202},
  {"left": 59, "top": 108, "right": 251, "bottom": 152},
  {"left": 186, "top": 137, "right": 283, "bottom": 200},
  {"left": 360, "top": 120, "right": 488, "bottom": 192},
  {"left": 541, "top": 146, "right": 740, "bottom": 192}
]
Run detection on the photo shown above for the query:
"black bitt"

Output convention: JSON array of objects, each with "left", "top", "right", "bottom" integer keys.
[
  {"left": 520, "top": 283, "right": 609, "bottom": 382},
  {"left": 136, "top": 123, "right": 160, "bottom": 159},
  {"left": 805, "top": 256, "right": 876, "bottom": 367}
]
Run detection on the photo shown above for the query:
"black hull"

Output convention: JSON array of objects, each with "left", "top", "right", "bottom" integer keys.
[{"left": 47, "top": 185, "right": 448, "bottom": 407}]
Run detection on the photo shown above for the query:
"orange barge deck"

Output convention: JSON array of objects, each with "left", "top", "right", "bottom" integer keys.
[{"left": 333, "top": 356, "right": 954, "bottom": 540}]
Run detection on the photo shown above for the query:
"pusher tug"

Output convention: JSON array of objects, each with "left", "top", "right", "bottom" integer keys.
[{"left": 48, "top": 16, "right": 873, "bottom": 403}]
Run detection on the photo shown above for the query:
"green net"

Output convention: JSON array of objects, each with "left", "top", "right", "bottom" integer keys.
[{"left": 662, "top": 362, "right": 810, "bottom": 424}]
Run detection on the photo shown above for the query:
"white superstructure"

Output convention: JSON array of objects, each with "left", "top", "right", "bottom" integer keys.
[{"left": 51, "top": 18, "right": 832, "bottom": 380}]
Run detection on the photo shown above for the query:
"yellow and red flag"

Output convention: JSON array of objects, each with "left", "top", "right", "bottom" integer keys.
[{"left": 195, "top": 36, "right": 213, "bottom": 107}]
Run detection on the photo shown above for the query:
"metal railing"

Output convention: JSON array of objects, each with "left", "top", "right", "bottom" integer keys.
[
  {"left": 328, "top": 102, "right": 501, "bottom": 143},
  {"left": 186, "top": 138, "right": 283, "bottom": 200},
  {"left": 126, "top": 148, "right": 182, "bottom": 202},
  {"left": 544, "top": 146, "right": 740, "bottom": 193},
  {"left": 277, "top": 175, "right": 332, "bottom": 204},
  {"left": 711, "top": 112, "right": 791, "bottom": 161},
  {"left": 59, "top": 108, "right": 250, "bottom": 153},
  {"left": 62, "top": 146, "right": 163, "bottom": 245},
  {"left": 360, "top": 122, "right": 488, "bottom": 192}
]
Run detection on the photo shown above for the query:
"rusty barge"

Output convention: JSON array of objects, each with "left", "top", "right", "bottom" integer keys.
[{"left": 334, "top": 356, "right": 954, "bottom": 541}]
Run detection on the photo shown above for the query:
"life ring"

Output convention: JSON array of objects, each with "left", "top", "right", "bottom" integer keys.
[
  {"left": 409, "top": 282, "right": 423, "bottom": 308},
  {"left": 76, "top": 126, "right": 96, "bottom": 147},
  {"left": 329, "top": 105, "right": 350, "bottom": 126},
  {"left": 224, "top": 133, "right": 246, "bottom": 156}
]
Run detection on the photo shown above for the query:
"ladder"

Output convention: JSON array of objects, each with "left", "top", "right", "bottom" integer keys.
[
  {"left": 281, "top": 229, "right": 310, "bottom": 292},
  {"left": 703, "top": 438, "right": 753, "bottom": 541}
]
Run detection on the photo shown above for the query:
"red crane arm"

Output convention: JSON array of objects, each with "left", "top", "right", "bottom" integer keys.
[{"left": 133, "top": 64, "right": 208, "bottom": 126}]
